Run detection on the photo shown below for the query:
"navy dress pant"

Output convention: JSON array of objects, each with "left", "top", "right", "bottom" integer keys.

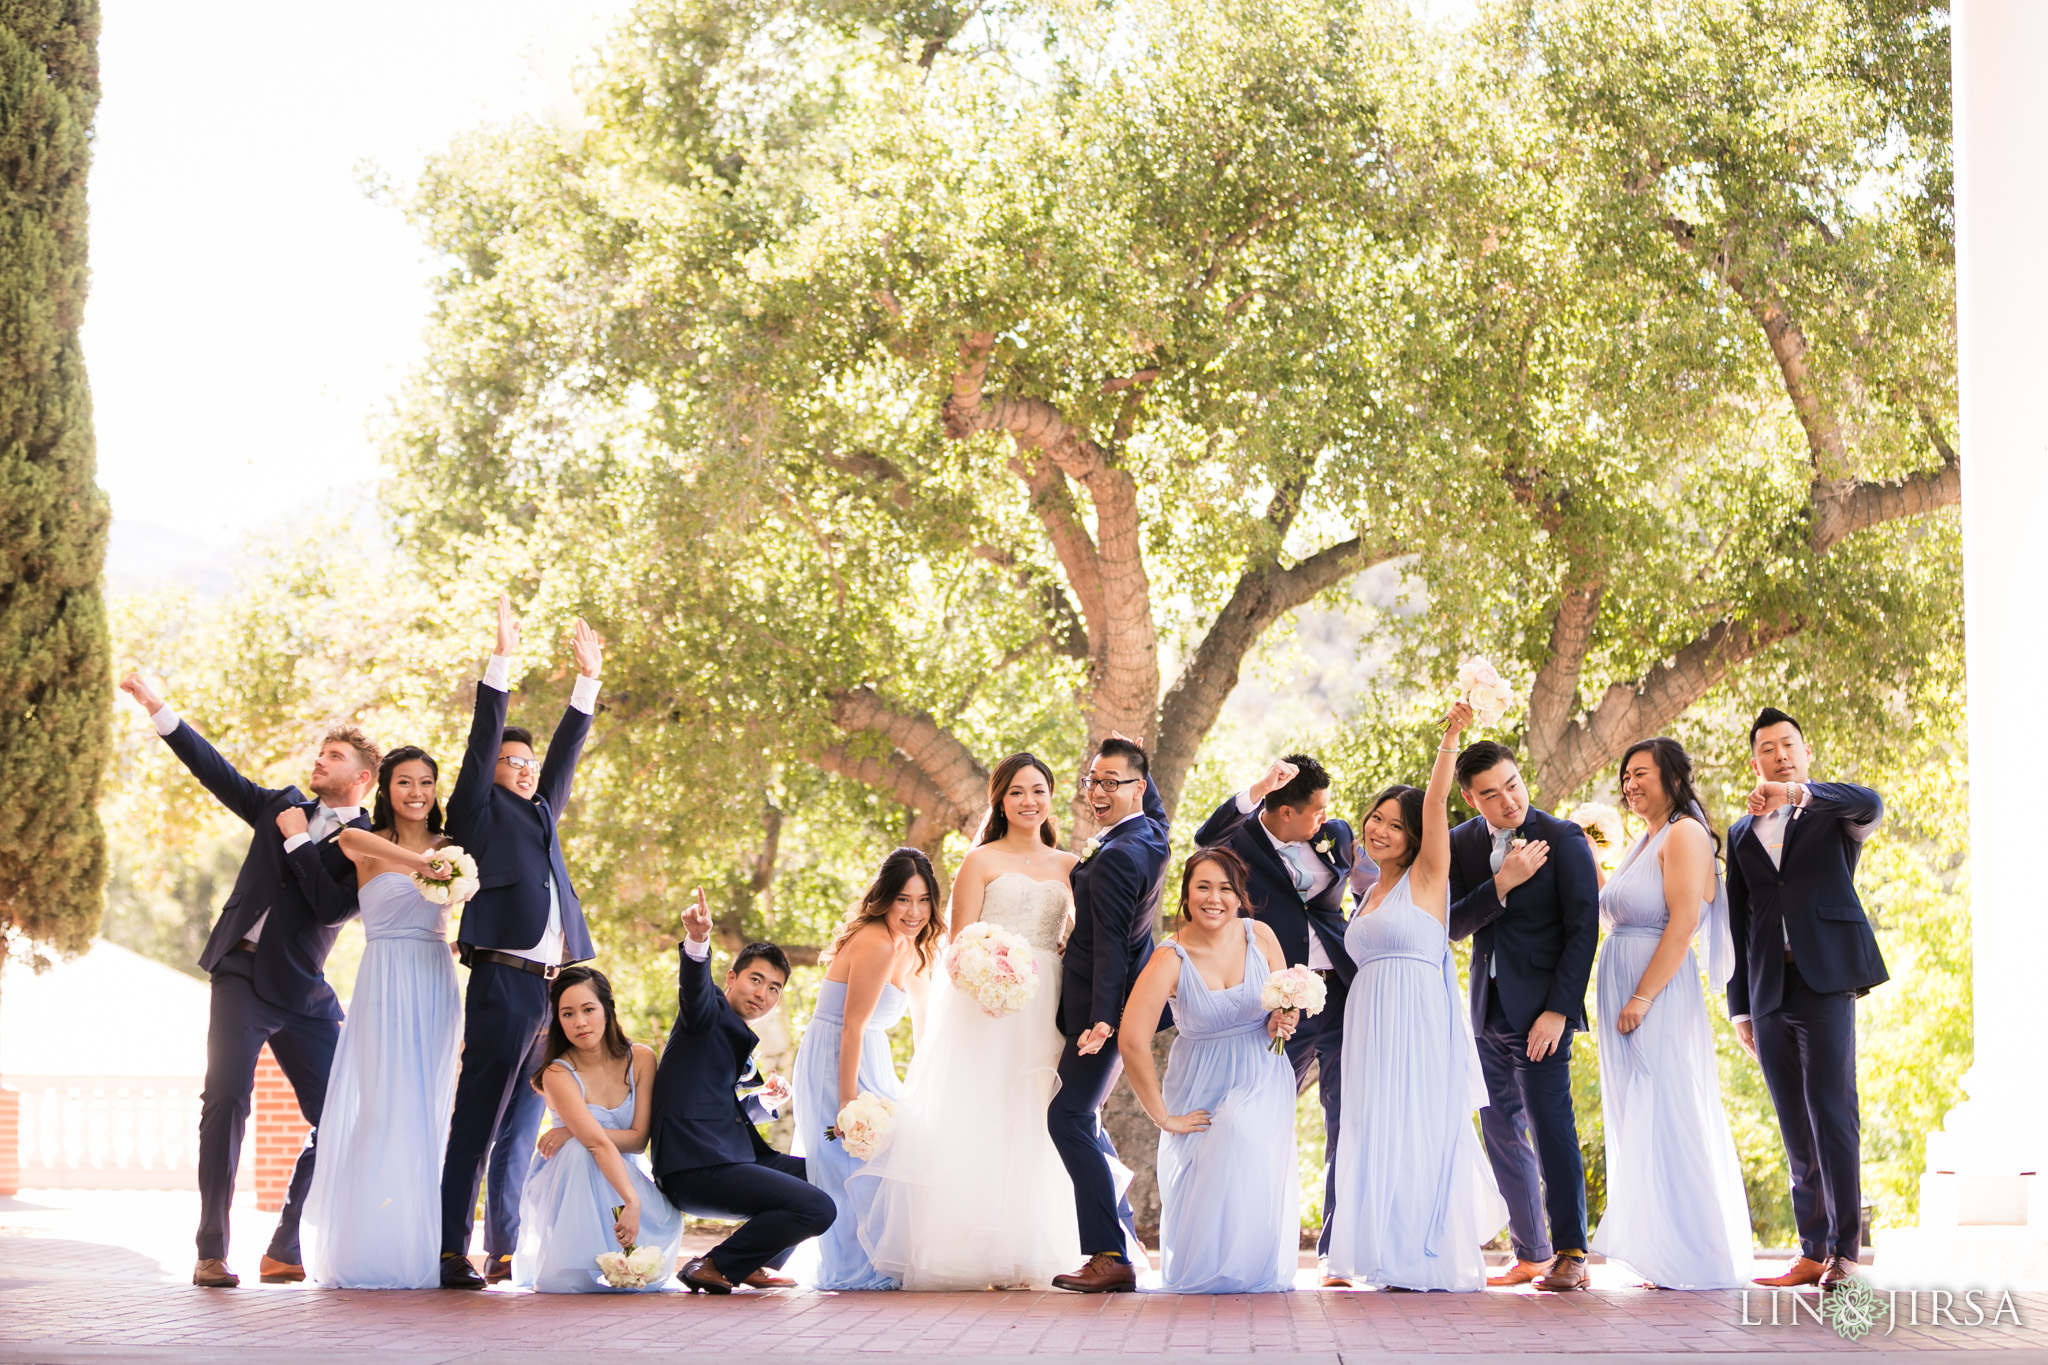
[
  {"left": 1753, "top": 959, "right": 1862, "bottom": 1261},
  {"left": 657, "top": 1154, "right": 834, "bottom": 1282},
  {"left": 1474, "top": 991, "right": 1587, "bottom": 1261},
  {"left": 1048, "top": 1036, "right": 1139, "bottom": 1260},
  {"left": 483, "top": 1029, "right": 551, "bottom": 1261},
  {"left": 197, "top": 953, "right": 338, "bottom": 1263},
  {"left": 1284, "top": 977, "right": 1345, "bottom": 1259},
  {"left": 440, "top": 960, "right": 550, "bottom": 1256}
]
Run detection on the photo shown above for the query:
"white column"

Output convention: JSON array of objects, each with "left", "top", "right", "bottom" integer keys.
[{"left": 1876, "top": 0, "right": 2048, "bottom": 1291}]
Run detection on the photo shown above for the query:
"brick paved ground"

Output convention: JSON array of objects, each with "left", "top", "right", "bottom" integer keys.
[{"left": 3, "top": 1192, "right": 2043, "bottom": 1363}]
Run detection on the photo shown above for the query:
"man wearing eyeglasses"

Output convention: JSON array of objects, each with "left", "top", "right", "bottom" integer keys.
[{"left": 437, "top": 594, "right": 605, "bottom": 1288}]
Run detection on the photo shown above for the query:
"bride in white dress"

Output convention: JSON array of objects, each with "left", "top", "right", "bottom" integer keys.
[{"left": 852, "top": 753, "right": 1083, "bottom": 1289}]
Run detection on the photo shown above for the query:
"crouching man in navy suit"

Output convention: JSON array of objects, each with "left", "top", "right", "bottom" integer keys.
[
  {"left": 118, "top": 672, "right": 378, "bottom": 1289},
  {"left": 438, "top": 595, "right": 605, "bottom": 1288},
  {"left": 1194, "top": 753, "right": 1356, "bottom": 1280},
  {"left": 653, "top": 889, "right": 828, "bottom": 1294},
  {"left": 1730, "top": 708, "right": 1887, "bottom": 1293}
]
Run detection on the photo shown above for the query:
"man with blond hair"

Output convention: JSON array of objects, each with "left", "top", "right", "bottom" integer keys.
[{"left": 119, "top": 674, "right": 379, "bottom": 1290}]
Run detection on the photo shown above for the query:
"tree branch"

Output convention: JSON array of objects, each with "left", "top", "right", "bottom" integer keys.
[
  {"left": 828, "top": 685, "right": 989, "bottom": 824},
  {"left": 1523, "top": 561, "right": 1606, "bottom": 787},
  {"left": 815, "top": 739, "right": 974, "bottom": 836}
]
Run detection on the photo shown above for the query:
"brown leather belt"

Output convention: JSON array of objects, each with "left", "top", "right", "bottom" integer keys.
[{"left": 471, "top": 948, "right": 560, "bottom": 980}]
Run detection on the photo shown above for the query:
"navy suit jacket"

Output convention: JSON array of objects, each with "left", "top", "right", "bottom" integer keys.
[
  {"left": 1193, "top": 794, "right": 1357, "bottom": 987},
  {"left": 445, "top": 680, "right": 596, "bottom": 963},
  {"left": 164, "top": 720, "right": 368, "bottom": 1021},
  {"left": 1446, "top": 805, "right": 1600, "bottom": 1034},
  {"left": 1726, "top": 781, "right": 1889, "bottom": 1018},
  {"left": 1059, "top": 781, "right": 1171, "bottom": 1038},
  {"left": 649, "top": 944, "right": 779, "bottom": 1178}
]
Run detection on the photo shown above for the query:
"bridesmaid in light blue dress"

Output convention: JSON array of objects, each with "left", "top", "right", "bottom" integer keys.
[
  {"left": 793, "top": 847, "right": 942, "bottom": 1290},
  {"left": 1328, "top": 705, "right": 1507, "bottom": 1291},
  {"left": 1590, "top": 737, "right": 1751, "bottom": 1288},
  {"left": 1119, "top": 847, "right": 1299, "bottom": 1293},
  {"left": 302, "top": 747, "right": 463, "bottom": 1289},
  {"left": 513, "top": 967, "right": 683, "bottom": 1293}
]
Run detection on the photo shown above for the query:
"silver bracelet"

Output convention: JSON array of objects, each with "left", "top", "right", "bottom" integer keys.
[{"left": 1630, "top": 993, "right": 1651, "bottom": 1004}]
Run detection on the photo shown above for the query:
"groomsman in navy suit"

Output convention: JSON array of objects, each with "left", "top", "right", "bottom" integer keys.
[
  {"left": 1049, "top": 735, "right": 1170, "bottom": 1294},
  {"left": 1447, "top": 740, "right": 1600, "bottom": 1292},
  {"left": 1193, "top": 753, "right": 1355, "bottom": 1281},
  {"left": 654, "top": 889, "right": 823, "bottom": 1293},
  {"left": 118, "top": 673, "right": 377, "bottom": 1289},
  {"left": 438, "top": 596, "right": 604, "bottom": 1288},
  {"left": 1728, "top": 708, "right": 1887, "bottom": 1292}
]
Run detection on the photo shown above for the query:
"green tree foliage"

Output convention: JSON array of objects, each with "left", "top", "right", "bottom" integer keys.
[{"left": 1, "top": 0, "right": 110, "bottom": 965}]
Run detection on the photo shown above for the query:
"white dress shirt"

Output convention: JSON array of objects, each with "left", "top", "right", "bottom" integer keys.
[
  {"left": 1234, "top": 788, "right": 1337, "bottom": 971},
  {"left": 482, "top": 654, "right": 601, "bottom": 965}
]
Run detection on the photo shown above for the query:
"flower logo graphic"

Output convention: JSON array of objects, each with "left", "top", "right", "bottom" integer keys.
[{"left": 1823, "top": 1278, "right": 1883, "bottom": 1340}]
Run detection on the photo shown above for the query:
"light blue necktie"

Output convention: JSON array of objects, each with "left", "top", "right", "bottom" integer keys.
[{"left": 1277, "top": 842, "right": 1316, "bottom": 896}]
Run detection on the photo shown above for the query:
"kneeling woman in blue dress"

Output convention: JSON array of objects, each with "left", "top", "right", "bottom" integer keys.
[
  {"left": 1119, "top": 846, "right": 1301, "bottom": 1293},
  {"left": 513, "top": 966, "right": 684, "bottom": 1292}
]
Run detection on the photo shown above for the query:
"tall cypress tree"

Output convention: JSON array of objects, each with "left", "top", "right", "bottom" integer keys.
[{"left": 0, "top": 0, "right": 109, "bottom": 963}]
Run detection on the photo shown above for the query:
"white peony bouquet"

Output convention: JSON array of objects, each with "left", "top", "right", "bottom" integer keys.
[
  {"left": 945, "top": 921, "right": 1040, "bottom": 1017},
  {"left": 413, "top": 845, "right": 480, "bottom": 907},
  {"left": 831, "top": 1091, "right": 897, "bottom": 1161},
  {"left": 594, "top": 1244, "right": 665, "bottom": 1289},
  {"left": 1259, "top": 965, "right": 1329, "bottom": 1054},
  {"left": 1456, "top": 656, "right": 1517, "bottom": 728}
]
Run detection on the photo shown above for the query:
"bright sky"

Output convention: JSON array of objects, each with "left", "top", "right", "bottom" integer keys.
[{"left": 86, "top": 0, "right": 633, "bottom": 567}]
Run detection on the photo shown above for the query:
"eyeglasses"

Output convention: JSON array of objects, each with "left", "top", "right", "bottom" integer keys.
[
  {"left": 1080, "top": 775, "right": 1141, "bottom": 793},
  {"left": 498, "top": 755, "right": 541, "bottom": 772}
]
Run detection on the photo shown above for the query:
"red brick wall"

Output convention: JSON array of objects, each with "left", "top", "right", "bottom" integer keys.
[
  {"left": 251, "top": 1047, "right": 310, "bottom": 1213},
  {"left": 0, "top": 1086, "right": 18, "bottom": 1197}
]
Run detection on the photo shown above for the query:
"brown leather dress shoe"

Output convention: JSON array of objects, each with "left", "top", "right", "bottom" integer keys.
[
  {"left": 483, "top": 1255, "right": 515, "bottom": 1285},
  {"left": 1818, "top": 1255, "right": 1858, "bottom": 1290},
  {"left": 1753, "top": 1256, "right": 1825, "bottom": 1287},
  {"left": 1535, "top": 1254, "right": 1590, "bottom": 1291},
  {"left": 743, "top": 1268, "right": 797, "bottom": 1289},
  {"left": 1487, "top": 1257, "right": 1555, "bottom": 1288},
  {"left": 193, "top": 1257, "right": 240, "bottom": 1288},
  {"left": 1050, "top": 1252, "right": 1138, "bottom": 1294},
  {"left": 259, "top": 1254, "right": 304, "bottom": 1284},
  {"left": 679, "top": 1255, "right": 734, "bottom": 1295}
]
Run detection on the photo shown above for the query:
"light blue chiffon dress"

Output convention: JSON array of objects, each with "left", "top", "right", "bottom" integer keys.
[
  {"left": 301, "top": 871, "right": 461, "bottom": 1288},
  {"left": 512, "top": 1056, "right": 684, "bottom": 1292},
  {"left": 793, "top": 978, "right": 908, "bottom": 1290},
  {"left": 1590, "top": 820, "right": 1752, "bottom": 1287},
  {"left": 1327, "top": 872, "right": 1506, "bottom": 1290},
  {"left": 1154, "top": 919, "right": 1298, "bottom": 1294}
]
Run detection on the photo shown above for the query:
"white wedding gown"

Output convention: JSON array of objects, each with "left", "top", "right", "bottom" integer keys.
[{"left": 850, "top": 873, "right": 1083, "bottom": 1289}]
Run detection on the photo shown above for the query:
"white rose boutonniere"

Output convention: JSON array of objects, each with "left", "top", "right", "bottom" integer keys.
[
  {"left": 1314, "top": 836, "right": 1334, "bottom": 857},
  {"left": 1080, "top": 834, "right": 1105, "bottom": 862}
]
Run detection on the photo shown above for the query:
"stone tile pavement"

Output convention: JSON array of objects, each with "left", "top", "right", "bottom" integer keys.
[{"left": 2, "top": 1192, "right": 2043, "bottom": 1363}]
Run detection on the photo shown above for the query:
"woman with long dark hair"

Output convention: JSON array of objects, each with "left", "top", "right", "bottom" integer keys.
[
  {"left": 1589, "top": 737, "right": 1751, "bottom": 1288},
  {"left": 512, "top": 966, "right": 683, "bottom": 1292},
  {"left": 302, "top": 746, "right": 464, "bottom": 1289},
  {"left": 1117, "top": 847, "right": 1301, "bottom": 1292},
  {"left": 790, "top": 847, "right": 941, "bottom": 1289},
  {"left": 853, "top": 753, "right": 1084, "bottom": 1289}
]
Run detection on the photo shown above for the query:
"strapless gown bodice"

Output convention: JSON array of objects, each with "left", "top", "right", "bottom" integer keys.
[
  {"left": 358, "top": 870, "right": 450, "bottom": 943},
  {"left": 979, "top": 873, "right": 1072, "bottom": 953}
]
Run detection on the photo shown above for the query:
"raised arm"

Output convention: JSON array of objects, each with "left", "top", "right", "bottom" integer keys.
[
  {"left": 122, "top": 673, "right": 282, "bottom": 827},
  {"left": 675, "top": 888, "right": 720, "bottom": 1036},
  {"left": 540, "top": 1062, "right": 645, "bottom": 1250},
  {"left": 1410, "top": 703, "right": 1471, "bottom": 917},
  {"left": 446, "top": 597, "right": 516, "bottom": 841},
  {"left": 536, "top": 617, "right": 604, "bottom": 814}
]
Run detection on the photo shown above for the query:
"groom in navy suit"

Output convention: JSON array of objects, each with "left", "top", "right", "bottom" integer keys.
[
  {"left": 653, "top": 889, "right": 826, "bottom": 1293},
  {"left": 1049, "top": 736, "right": 1170, "bottom": 1294},
  {"left": 1194, "top": 753, "right": 1355, "bottom": 1276},
  {"left": 438, "top": 597, "right": 605, "bottom": 1288},
  {"left": 118, "top": 673, "right": 377, "bottom": 1289},
  {"left": 1447, "top": 740, "right": 1600, "bottom": 1292},
  {"left": 1729, "top": 708, "right": 1887, "bottom": 1292}
]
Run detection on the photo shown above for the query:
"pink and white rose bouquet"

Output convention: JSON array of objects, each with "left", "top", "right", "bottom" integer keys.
[
  {"left": 945, "top": 921, "right": 1040, "bottom": 1017},
  {"left": 594, "top": 1244, "right": 665, "bottom": 1289},
  {"left": 1456, "top": 656, "right": 1516, "bottom": 728},
  {"left": 832, "top": 1091, "right": 897, "bottom": 1161},
  {"left": 413, "top": 845, "right": 480, "bottom": 907},
  {"left": 1259, "top": 964, "right": 1329, "bottom": 1054}
]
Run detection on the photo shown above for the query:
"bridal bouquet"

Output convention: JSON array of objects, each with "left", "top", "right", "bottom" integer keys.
[
  {"left": 946, "top": 921, "right": 1039, "bottom": 1017},
  {"left": 1456, "top": 656, "right": 1516, "bottom": 728},
  {"left": 413, "top": 845, "right": 480, "bottom": 907},
  {"left": 594, "top": 1243, "right": 665, "bottom": 1290},
  {"left": 831, "top": 1092, "right": 897, "bottom": 1161},
  {"left": 1259, "top": 965, "right": 1328, "bottom": 1055}
]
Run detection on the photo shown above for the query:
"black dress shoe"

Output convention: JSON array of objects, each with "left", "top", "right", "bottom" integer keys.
[
  {"left": 483, "top": 1255, "right": 515, "bottom": 1285},
  {"left": 440, "top": 1254, "right": 486, "bottom": 1289},
  {"left": 680, "top": 1255, "right": 734, "bottom": 1294}
]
